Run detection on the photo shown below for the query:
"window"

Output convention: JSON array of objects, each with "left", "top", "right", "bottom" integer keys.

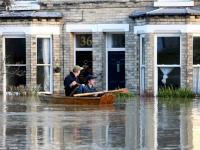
[
  {"left": 75, "top": 34, "right": 93, "bottom": 84},
  {"left": 140, "top": 36, "right": 145, "bottom": 94},
  {"left": 11, "top": 0, "right": 39, "bottom": 10},
  {"left": 193, "top": 37, "right": 200, "bottom": 65},
  {"left": 154, "top": 0, "right": 194, "bottom": 7},
  {"left": 107, "top": 33, "right": 125, "bottom": 49},
  {"left": 157, "top": 36, "right": 180, "bottom": 89},
  {"left": 5, "top": 38, "right": 26, "bottom": 91},
  {"left": 193, "top": 37, "right": 200, "bottom": 94},
  {"left": 37, "top": 38, "right": 52, "bottom": 92}
]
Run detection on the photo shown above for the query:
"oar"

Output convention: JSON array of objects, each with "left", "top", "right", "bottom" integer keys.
[{"left": 73, "top": 88, "right": 129, "bottom": 97}]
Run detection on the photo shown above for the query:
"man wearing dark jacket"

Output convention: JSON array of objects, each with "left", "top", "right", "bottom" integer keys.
[{"left": 64, "top": 65, "right": 83, "bottom": 96}]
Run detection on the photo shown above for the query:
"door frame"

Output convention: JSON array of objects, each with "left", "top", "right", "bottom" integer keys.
[
  {"left": 106, "top": 32, "right": 125, "bottom": 90},
  {"left": 3, "top": 34, "right": 26, "bottom": 94}
]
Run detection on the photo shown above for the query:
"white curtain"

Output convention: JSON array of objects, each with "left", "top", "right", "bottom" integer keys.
[
  {"left": 160, "top": 67, "right": 173, "bottom": 85},
  {"left": 193, "top": 67, "right": 200, "bottom": 94},
  {"left": 42, "top": 39, "right": 50, "bottom": 92}
]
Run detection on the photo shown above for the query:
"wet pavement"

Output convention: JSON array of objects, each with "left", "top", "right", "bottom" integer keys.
[{"left": 0, "top": 96, "right": 200, "bottom": 150}]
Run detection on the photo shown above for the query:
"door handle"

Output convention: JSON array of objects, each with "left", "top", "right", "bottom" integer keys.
[{"left": 117, "top": 63, "right": 120, "bottom": 73}]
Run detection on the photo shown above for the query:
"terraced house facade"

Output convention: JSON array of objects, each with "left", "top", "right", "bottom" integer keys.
[{"left": 0, "top": 0, "right": 200, "bottom": 96}]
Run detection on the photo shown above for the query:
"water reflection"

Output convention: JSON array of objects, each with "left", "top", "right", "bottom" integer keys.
[{"left": 0, "top": 96, "right": 200, "bottom": 149}]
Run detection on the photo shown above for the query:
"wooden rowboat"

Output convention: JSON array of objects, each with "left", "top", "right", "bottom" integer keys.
[
  {"left": 39, "top": 88, "right": 128, "bottom": 105},
  {"left": 39, "top": 93, "right": 115, "bottom": 105}
]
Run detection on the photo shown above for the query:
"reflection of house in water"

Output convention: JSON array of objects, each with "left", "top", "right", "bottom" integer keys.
[{"left": 1, "top": 97, "right": 200, "bottom": 149}]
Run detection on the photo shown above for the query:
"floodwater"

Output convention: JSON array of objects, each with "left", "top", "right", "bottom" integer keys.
[{"left": 0, "top": 96, "right": 200, "bottom": 150}]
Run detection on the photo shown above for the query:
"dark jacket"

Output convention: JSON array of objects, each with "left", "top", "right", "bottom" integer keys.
[
  {"left": 64, "top": 72, "right": 80, "bottom": 96},
  {"left": 83, "top": 84, "right": 97, "bottom": 93}
]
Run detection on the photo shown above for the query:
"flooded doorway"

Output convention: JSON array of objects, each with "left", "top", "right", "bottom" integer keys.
[
  {"left": 4, "top": 37, "right": 26, "bottom": 92},
  {"left": 106, "top": 33, "right": 125, "bottom": 90}
]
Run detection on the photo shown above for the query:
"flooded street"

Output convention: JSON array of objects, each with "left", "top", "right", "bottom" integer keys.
[{"left": 0, "top": 96, "right": 200, "bottom": 150}]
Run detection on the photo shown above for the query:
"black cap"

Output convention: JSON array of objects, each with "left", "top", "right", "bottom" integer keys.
[{"left": 87, "top": 74, "right": 97, "bottom": 81}]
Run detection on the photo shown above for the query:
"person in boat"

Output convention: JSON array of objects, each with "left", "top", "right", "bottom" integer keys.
[
  {"left": 64, "top": 65, "right": 85, "bottom": 96},
  {"left": 83, "top": 74, "right": 97, "bottom": 93}
]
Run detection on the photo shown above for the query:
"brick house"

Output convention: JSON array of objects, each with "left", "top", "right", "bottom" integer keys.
[{"left": 0, "top": 0, "right": 200, "bottom": 96}]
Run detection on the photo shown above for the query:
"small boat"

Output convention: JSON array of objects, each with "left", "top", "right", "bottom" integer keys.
[
  {"left": 39, "top": 88, "right": 128, "bottom": 105},
  {"left": 39, "top": 93, "right": 115, "bottom": 105}
]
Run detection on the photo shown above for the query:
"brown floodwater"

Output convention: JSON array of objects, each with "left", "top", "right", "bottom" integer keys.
[{"left": 0, "top": 96, "right": 200, "bottom": 150}]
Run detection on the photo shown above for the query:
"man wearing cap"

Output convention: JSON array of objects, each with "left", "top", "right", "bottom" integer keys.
[
  {"left": 64, "top": 65, "right": 84, "bottom": 96},
  {"left": 83, "top": 74, "right": 97, "bottom": 93}
]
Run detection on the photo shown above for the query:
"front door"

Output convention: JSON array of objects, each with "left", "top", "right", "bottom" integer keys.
[{"left": 108, "top": 51, "right": 125, "bottom": 90}]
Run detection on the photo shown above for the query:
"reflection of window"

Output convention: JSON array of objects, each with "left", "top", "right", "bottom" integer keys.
[
  {"left": 157, "top": 37, "right": 180, "bottom": 65},
  {"left": 193, "top": 37, "right": 200, "bottom": 64},
  {"left": 107, "top": 33, "right": 125, "bottom": 48},
  {"left": 37, "top": 38, "right": 51, "bottom": 92},
  {"left": 76, "top": 34, "right": 92, "bottom": 48}
]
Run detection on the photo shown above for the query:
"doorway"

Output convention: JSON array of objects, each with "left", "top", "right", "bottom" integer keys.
[{"left": 108, "top": 51, "right": 125, "bottom": 90}]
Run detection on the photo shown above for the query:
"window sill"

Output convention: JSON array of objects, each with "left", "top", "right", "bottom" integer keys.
[
  {"left": 10, "top": 2, "right": 40, "bottom": 10},
  {"left": 154, "top": 1, "right": 194, "bottom": 7}
]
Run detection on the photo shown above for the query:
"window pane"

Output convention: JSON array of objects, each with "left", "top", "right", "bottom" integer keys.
[
  {"left": 157, "top": 37, "right": 180, "bottom": 65},
  {"left": 37, "top": 66, "right": 50, "bottom": 92},
  {"left": 158, "top": 67, "right": 180, "bottom": 88},
  {"left": 112, "top": 34, "right": 125, "bottom": 48},
  {"left": 6, "top": 66, "right": 26, "bottom": 90},
  {"left": 5, "top": 38, "right": 26, "bottom": 64},
  {"left": 193, "top": 37, "right": 200, "bottom": 64},
  {"left": 37, "top": 38, "right": 51, "bottom": 64},
  {"left": 76, "top": 34, "right": 92, "bottom": 48},
  {"left": 76, "top": 51, "right": 93, "bottom": 84},
  {"left": 142, "top": 37, "right": 145, "bottom": 65}
]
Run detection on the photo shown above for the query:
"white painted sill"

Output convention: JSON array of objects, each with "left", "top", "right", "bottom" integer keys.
[{"left": 154, "top": 1, "right": 194, "bottom": 7}]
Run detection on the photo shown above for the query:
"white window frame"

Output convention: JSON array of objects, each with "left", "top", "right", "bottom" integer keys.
[
  {"left": 154, "top": 0, "right": 194, "bottom": 7},
  {"left": 74, "top": 33, "right": 93, "bottom": 65},
  {"left": 11, "top": 0, "right": 40, "bottom": 10},
  {"left": 36, "top": 35, "right": 53, "bottom": 94},
  {"left": 154, "top": 34, "right": 182, "bottom": 96},
  {"left": 3, "top": 35, "right": 26, "bottom": 94},
  {"left": 106, "top": 32, "right": 125, "bottom": 90}
]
